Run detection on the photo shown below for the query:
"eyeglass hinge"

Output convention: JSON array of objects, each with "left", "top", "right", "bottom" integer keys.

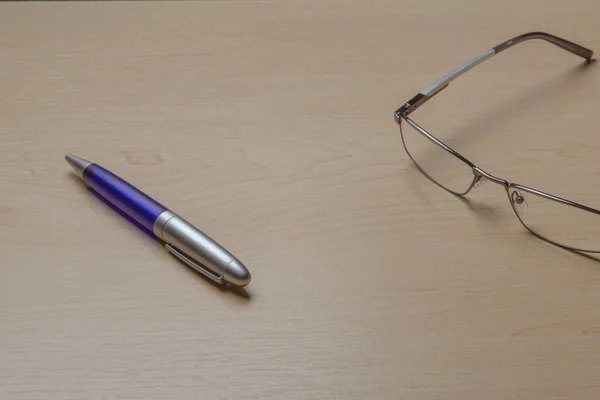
[{"left": 395, "top": 93, "right": 428, "bottom": 122}]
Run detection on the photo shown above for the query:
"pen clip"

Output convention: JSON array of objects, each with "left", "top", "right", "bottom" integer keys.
[{"left": 164, "top": 243, "right": 224, "bottom": 284}]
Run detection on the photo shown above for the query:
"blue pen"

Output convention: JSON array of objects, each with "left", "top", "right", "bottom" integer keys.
[{"left": 66, "top": 154, "right": 251, "bottom": 287}]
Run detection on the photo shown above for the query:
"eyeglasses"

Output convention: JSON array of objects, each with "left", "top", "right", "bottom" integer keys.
[{"left": 394, "top": 32, "right": 599, "bottom": 253}]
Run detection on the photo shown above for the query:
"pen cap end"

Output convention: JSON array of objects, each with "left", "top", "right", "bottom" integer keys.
[
  {"left": 224, "top": 260, "right": 251, "bottom": 287},
  {"left": 65, "top": 154, "right": 93, "bottom": 178}
]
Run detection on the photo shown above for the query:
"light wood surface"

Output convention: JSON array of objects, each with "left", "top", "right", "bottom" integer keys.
[{"left": 1, "top": 1, "right": 600, "bottom": 399}]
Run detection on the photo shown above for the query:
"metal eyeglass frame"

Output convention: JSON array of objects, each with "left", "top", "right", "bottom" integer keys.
[{"left": 394, "top": 32, "right": 600, "bottom": 253}]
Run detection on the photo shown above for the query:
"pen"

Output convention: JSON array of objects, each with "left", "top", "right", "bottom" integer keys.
[{"left": 65, "top": 154, "right": 251, "bottom": 287}]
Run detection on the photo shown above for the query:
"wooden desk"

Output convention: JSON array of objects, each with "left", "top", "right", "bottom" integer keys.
[{"left": 1, "top": 1, "right": 599, "bottom": 398}]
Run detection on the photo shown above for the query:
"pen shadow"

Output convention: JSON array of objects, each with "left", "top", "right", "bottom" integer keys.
[{"left": 67, "top": 172, "right": 253, "bottom": 300}]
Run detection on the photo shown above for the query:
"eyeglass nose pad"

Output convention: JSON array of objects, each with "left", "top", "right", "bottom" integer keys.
[
  {"left": 473, "top": 175, "right": 486, "bottom": 188},
  {"left": 510, "top": 188, "right": 528, "bottom": 214}
]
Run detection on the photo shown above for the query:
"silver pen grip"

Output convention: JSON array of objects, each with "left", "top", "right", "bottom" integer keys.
[{"left": 153, "top": 211, "right": 251, "bottom": 286}]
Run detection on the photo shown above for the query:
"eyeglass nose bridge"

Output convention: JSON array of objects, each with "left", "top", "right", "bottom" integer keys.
[{"left": 471, "top": 167, "right": 510, "bottom": 191}]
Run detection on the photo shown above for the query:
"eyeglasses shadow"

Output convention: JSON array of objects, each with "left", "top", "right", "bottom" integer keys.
[{"left": 443, "top": 59, "right": 596, "bottom": 151}]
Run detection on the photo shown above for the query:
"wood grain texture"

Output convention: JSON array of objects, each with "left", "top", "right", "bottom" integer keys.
[{"left": 1, "top": 1, "right": 600, "bottom": 399}]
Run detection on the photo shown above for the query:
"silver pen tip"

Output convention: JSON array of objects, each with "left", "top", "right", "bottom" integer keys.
[
  {"left": 224, "top": 260, "right": 251, "bottom": 287},
  {"left": 65, "top": 154, "right": 93, "bottom": 178}
]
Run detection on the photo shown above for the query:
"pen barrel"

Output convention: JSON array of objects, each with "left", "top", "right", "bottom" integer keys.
[{"left": 83, "top": 164, "right": 168, "bottom": 233}]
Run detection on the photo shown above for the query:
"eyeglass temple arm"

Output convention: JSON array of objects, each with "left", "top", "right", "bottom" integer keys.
[{"left": 395, "top": 32, "right": 594, "bottom": 121}]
